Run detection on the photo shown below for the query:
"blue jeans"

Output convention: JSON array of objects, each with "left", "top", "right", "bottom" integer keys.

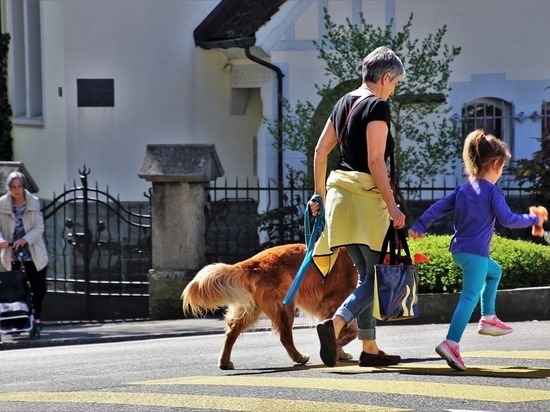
[
  {"left": 335, "top": 244, "right": 380, "bottom": 340},
  {"left": 447, "top": 252, "right": 502, "bottom": 343}
]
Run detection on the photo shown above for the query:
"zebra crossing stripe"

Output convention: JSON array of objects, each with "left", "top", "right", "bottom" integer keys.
[
  {"left": 132, "top": 375, "right": 550, "bottom": 403},
  {"left": 0, "top": 391, "right": 409, "bottom": 411}
]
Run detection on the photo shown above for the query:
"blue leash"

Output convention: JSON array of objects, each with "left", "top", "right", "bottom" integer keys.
[{"left": 283, "top": 194, "right": 325, "bottom": 306}]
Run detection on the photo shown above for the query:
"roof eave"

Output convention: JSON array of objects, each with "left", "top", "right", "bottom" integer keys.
[{"left": 195, "top": 37, "right": 256, "bottom": 50}]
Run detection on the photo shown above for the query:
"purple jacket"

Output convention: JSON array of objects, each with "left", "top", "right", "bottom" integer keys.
[{"left": 410, "top": 179, "right": 538, "bottom": 257}]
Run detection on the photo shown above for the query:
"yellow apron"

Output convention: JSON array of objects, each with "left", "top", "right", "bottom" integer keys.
[{"left": 312, "top": 170, "right": 391, "bottom": 276}]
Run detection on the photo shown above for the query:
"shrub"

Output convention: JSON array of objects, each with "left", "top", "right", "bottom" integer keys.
[{"left": 407, "top": 234, "right": 550, "bottom": 293}]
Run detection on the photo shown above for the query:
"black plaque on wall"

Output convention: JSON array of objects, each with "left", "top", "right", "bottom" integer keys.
[{"left": 77, "top": 79, "right": 114, "bottom": 107}]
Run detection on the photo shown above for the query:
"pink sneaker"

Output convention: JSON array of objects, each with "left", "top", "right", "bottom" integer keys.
[
  {"left": 435, "top": 340, "right": 466, "bottom": 371},
  {"left": 478, "top": 317, "right": 513, "bottom": 336}
]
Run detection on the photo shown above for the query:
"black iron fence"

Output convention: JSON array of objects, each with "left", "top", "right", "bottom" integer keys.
[
  {"left": 38, "top": 168, "right": 543, "bottom": 321},
  {"left": 41, "top": 167, "right": 152, "bottom": 321},
  {"left": 205, "top": 177, "right": 543, "bottom": 264},
  {"left": 205, "top": 178, "right": 310, "bottom": 264}
]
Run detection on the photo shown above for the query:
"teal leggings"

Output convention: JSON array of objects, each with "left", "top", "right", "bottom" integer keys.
[{"left": 447, "top": 252, "right": 502, "bottom": 343}]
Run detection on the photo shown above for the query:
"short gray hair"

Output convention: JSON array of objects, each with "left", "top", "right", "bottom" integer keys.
[
  {"left": 6, "top": 171, "right": 27, "bottom": 192},
  {"left": 362, "top": 46, "right": 405, "bottom": 83}
]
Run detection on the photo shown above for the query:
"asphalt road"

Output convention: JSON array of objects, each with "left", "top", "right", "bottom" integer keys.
[{"left": 0, "top": 320, "right": 548, "bottom": 411}]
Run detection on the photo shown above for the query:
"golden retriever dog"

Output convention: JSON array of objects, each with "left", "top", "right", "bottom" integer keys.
[{"left": 181, "top": 243, "right": 358, "bottom": 370}]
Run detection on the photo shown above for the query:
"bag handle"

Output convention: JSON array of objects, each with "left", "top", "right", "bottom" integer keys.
[
  {"left": 378, "top": 221, "right": 412, "bottom": 265},
  {"left": 337, "top": 93, "right": 371, "bottom": 142}
]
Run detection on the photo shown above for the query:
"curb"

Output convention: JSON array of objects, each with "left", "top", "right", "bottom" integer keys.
[{"left": 381, "top": 286, "right": 550, "bottom": 325}]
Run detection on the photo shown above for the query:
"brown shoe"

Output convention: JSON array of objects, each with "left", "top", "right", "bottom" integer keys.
[
  {"left": 359, "top": 350, "right": 401, "bottom": 367},
  {"left": 316, "top": 319, "right": 337, "bottom": 367}
]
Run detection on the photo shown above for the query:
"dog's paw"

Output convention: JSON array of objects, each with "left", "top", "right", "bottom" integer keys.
[
  {"left": 218, "top": 361, "right": 235, "bottom": 370},
  {"left": 294, "top": 354, "right": 310, "bottom": 365},
  {"left": 336, "top": 348, "right": 353, "bottom": 361}
]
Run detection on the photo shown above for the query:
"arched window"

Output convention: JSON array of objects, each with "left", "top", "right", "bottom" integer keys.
[{"left": 462, "top": 98, "right": 514, "bottom": 153}]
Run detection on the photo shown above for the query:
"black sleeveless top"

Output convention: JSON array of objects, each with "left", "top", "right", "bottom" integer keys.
[{"left": 330, "top": 93, "right": 394, "bottom": 174}]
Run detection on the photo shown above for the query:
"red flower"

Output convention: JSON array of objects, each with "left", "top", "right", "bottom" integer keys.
[{"left": 414, "top": 253, "right": 430, "bottom": 264}]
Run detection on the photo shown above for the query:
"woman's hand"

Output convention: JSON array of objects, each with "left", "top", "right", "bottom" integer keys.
[
  {"left": 0, "top": 240, "right": 9, "bottom": 249},
  {"left": 12, "top": 238, "right": 27, "bottom": 250},
  {"left": 388, "top": 204, "right": 405, "bottom": 229},
  {"left": 309, "top": 194, "right": 323, "bottom": 217}
]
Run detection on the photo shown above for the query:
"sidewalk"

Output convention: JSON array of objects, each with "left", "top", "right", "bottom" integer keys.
[
  {"left": 0, "top": 315, "right": 317, "bottom": 351},
  {"left": 1, "top": 286, "right": 548, "bottom": 351}
]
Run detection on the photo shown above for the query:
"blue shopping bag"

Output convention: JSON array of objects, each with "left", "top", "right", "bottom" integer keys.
[{"left": 373, "top": 223, "right": 419, "bottom": 321}]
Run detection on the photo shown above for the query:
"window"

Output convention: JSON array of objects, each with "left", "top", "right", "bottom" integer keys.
[
  {"left": 10, "top": 0, "right": 43, "bottom": 124},
  {"left": 542, "top": 101, "right": 550, "bottom": 139},
  {"left": 462, "top": 98, "right": 514, "bottom": 154}
]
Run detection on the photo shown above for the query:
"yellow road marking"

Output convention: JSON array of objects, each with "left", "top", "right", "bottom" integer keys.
[
  {"left": 132, "top": 375, "right": 550, "bottom": 403},
  {"left": 2, "top": 352, "right": 549, "bottom": 410},
  {"left": 0, "top": 391, "right": 409, "bottom": 412},
  {"left": 463, "top": 351, "right": 550, "bottom": 359},
  {"left": 374, "top": 363, "right": 550, "bottom": 379}
]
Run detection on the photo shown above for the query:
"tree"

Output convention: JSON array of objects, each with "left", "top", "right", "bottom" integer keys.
[
  {"left": 0, "top": 32, "right": 12, "bottom": 161},
  {"left": 513, "top": 133, "right": 550, "bottom": 206},
  {"left": 270, "top": 11, "right": 462, "bottom": 199}
]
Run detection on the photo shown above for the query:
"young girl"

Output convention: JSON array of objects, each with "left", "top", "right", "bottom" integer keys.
[{"left": 408, "top": 129, "right": 542, "bottom": 371}]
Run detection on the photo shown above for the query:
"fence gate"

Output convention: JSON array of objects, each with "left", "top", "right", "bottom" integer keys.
[{"left": 41, "top": 166, "right": 152, "bottom": 321}]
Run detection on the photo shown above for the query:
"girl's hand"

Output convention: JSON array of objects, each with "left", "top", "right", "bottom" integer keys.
[
  {"left": 529, "top": 206, "right": 548, "bottom": 237},
  {"left": 408, "top": 229, "right": 424, "bottom": 239}
]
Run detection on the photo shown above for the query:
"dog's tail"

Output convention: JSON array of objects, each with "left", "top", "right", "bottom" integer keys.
[{"left": 181, "top": 262, "right": 254, "bottom": 317}]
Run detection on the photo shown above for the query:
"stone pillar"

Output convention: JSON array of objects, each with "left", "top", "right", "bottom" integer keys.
[{"left": 139, "top": 144, "right": 224, "bottom": 319}]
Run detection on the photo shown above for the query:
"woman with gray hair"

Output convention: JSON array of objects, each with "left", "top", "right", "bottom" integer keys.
[
  {"left": 309, "top": 46, "right": 406, "bottom": 367},
  {"left": 0, "top": 171, "right": 48, "bottom": 331}
]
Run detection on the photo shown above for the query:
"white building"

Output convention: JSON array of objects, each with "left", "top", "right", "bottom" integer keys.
[{"left": 1, "top": 0, "right": 549, "bottom": 201}]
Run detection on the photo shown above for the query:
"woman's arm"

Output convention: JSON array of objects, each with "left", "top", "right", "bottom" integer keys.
[
  {"left": 0, "top": 230, "right": 8, "bottom": 249},
  {"left": 311, "top": 118, "right": 338, "bottom": 213},
  {"left": 21, "top": 210, "right": 45, "bottom": 246}
]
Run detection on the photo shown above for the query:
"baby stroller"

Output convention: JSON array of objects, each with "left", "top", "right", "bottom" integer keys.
[{"left": 0, "top": 252, "right": 40, "bottom": 340}]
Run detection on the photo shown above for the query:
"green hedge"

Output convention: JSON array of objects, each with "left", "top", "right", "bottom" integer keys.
[{"left": 407, "top": 235, "right": 550, "bottom": 293}]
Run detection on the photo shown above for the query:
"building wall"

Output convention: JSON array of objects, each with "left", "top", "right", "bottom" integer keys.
[
  {"left": 5, "top": 0, "right": 268, "bottom": 200},
  {"left": 3, "top": 0, "right": 550, "bottom": 201},
  {"left": 270, "top": 0, "right": 550, "bottom": 179},
  {"left": 396, "top": 0, "right": 550, "bottom": 162}
]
